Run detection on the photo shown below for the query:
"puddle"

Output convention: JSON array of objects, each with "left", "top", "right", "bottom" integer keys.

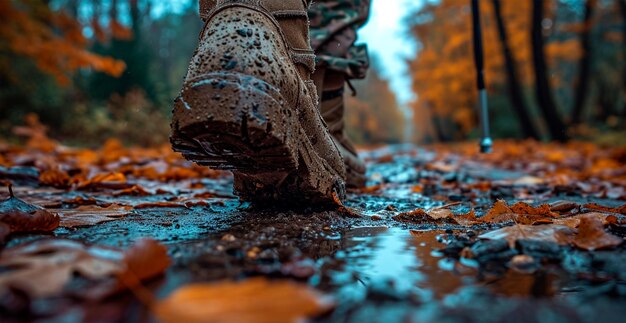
[{"left": 320, "top": 227, "right": 563, "bottom": 303}]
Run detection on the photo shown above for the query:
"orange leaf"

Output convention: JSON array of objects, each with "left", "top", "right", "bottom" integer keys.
[{"left": 155, "top": 278, "right": 334, "bottom": 323}]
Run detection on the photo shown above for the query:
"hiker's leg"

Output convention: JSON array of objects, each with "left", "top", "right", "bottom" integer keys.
[{"left": 309, "top": 0, "right": 372, "bottom": 187}]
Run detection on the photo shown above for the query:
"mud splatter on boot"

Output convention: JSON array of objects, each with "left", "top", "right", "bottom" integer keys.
[{"left": 170, "top": 0, "right": 346, "bottom": 205}]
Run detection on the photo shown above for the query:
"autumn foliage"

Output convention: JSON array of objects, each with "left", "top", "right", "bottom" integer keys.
[{"left": 0, "top": 0, "right": 126, "bottom": 85}]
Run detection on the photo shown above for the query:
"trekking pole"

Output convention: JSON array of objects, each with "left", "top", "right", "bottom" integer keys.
[{"left": 471, "top": 0, "right": 493, "bottom": 153}]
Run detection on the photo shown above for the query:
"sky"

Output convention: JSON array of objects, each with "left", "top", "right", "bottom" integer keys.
[{"left": 357, "top": 0, "right": 422, "bottom": 108}]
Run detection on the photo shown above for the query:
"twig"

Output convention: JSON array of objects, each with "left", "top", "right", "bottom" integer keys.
[{"left": 432, "top": 202, "right": 462, "bottom": 210}]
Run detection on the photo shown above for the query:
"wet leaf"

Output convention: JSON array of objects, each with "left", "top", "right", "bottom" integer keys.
[
  {"left": 510, "top": 202, "right": 556, "bottom": 217},
  {"left": 0, "top": 239, "right": 124, "bottom": 297},
  {"left": 0, "top": 238, "right": 169, "bottom": 299},
  {"left": 573, "top": 215, "right": 623, "bottom": 251},
  {"left": 39, "top": 169, "right": 70, "bottom": 188},
  {"left": 549, "top": 200, "right": 580, "bottom": 213},
  {"left": 0, "top": 186, "right": 59, "bottom": 242},
  {"left": 155, "top": 278, "right": 334, "bottom": 323},
  {"left": 51, "top": 204, "right": 133, "bottom": 228},
  {"left": 481, "top": 200, "right": 514, "bottom": 223},
  {"left": 86, "top": 238, "right": 170, "bottom": 300},
  {"left": 479, "top": 224, "right": 576, "bottom": 248},
  {"left": 552, "top": 212, "right": 617, "bottom": 229},
  {"left": 582, "top": 203, "right": 626, "bottom": 215},
  {"left": 75, "top": 172, "right": 131, "bottom": 191}
]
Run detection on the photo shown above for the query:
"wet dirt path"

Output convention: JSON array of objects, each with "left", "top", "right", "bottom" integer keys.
[{"left": 2, "top": 143, "right": 626, "bottom": 322}]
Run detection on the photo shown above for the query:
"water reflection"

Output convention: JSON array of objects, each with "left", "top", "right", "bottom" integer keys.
[{"left": 327, "top": 226, "right": 555, "bottom": 303}]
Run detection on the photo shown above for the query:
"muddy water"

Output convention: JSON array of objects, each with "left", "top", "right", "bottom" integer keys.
[{"left": 323, "top": 227, "right": 552, "bottom": 302}]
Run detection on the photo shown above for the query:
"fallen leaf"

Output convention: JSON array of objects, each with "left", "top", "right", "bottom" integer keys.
[
  {"left": 51, "top": 204, "right": 133, "bottom": 228},
  {"left": 0, "top": 239, "right": 169, "bottom": 299},
  {"left": 113, "top": 185, "right": 155, "bottom": 197},
  {"left": 510, "top": 202, "right": 557, "bottom": 217},
  {"left": 428, "top": 208, "right": 454, "bottom": 220},
  {"left": 0, "top": 239, "right": 124, "bottom": 297},
  {"left": 549, "top": 200, "right": 580, "bottom": 213},
  {"left": 573, "top": 215, "right": 623, "bottom": 251},
  {"left": 553, "top": 212, "right": 617, "bottom": 229},
  {"left": 39, "top": 169, "right": 70, "bottom": 188},
  {"left": 332, "top": 192, "right": 361, "bottom": 218},
  {"left": 481, "top": 200, "right": 514, "bottom": 223},
  {"left": 86, "top": 239, "right": 170, "bottom": 300},
  {"left": 155, "top": 278, "right": 334, "bottom": 323},
  {"left": 61, "top": 196, "right": 110, "bottom": 207},
  {"left": 75, "top": 172, "right": 131, "bottom": 191},
  {"left": 0, "top": 186, "right": 59, "bottom": 242},
  {"left": 478, "top": 224, "right": 575, "bottom": 248},
  {"left": 583, "top": 203, "right": 626, "bottom": 215},
  {"left": 481, "top": 200, "right": 557, "bottom": 224},
  {"left": 513, "top": 176, "right": 545, "bottom": 186}
]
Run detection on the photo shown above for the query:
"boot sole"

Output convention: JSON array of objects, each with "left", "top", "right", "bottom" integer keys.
[{"left": 171, "top": 72, "right": 346, "bottom": 205}]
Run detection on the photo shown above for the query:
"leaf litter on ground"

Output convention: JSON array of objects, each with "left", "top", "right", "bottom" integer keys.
[{"left": 0, "top": 238, "right": 169, "bottom": 300}]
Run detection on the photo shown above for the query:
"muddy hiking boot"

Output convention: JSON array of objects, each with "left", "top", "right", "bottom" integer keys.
[
  {"left": 170, "top": 0, "right": 348, "bottom": 204},
  {"left": 313, "top": 68, "right": 367, "bottom": 188}
]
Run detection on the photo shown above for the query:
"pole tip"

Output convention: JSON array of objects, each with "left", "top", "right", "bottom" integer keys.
[{"left": 480, "top": 137, "right": 493, "bottom": 154}]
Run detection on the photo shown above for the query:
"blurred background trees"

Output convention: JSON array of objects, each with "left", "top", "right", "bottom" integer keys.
[
  {"left": 410, "top": 0, "right": 626, "bottom": 144},
  {"left": 1, "top": 0, "right": 625, "bottom": 146}
]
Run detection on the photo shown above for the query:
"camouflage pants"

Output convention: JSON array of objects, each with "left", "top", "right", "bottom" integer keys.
[{"left": 309, "top": 0, "right": 371, "bottom": 80}]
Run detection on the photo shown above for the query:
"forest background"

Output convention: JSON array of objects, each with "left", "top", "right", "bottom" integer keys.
[{"left": 1, "top": 0, "right": 625, "bottom": 147}]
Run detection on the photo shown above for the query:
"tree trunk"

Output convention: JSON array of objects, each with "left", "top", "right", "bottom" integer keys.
[
  {"left": 571, "top": 0, "right": 597, "bottom": 125},
  {"left": 531, "top": 0, "right": 568, "bottom": 141},
  {"left": 619, "top": 0, "right": 626, "bottom": 117},
  {"left": 492, "top": 0, "right": 540, "bottom": 139}
]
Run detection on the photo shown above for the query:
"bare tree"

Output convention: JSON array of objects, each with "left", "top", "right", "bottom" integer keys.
[
  {"left": 571, "top": 0, "right": 597, "bottom": 125},
  {"left": 492, "top": 0, "right": 540, "bottom": 139},
  {"left": 531, "top": 0, "right": 568, "bottom": 141}
]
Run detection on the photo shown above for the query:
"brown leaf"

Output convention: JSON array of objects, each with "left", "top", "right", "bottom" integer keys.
[
  {"left": 0, "top": 239, "right": 169, "bottom": 299},
  {"left": 122, "top": 239, "right": 170, "bottom": 282},
  {"left": 549, "top": 200, "right": 580, "bottom": 213},
  {"left": 62, "top": 196, "right": 110, "bottom": 207},
  {"left": 573, "top": 215, "right": 623, "bottom": 251},
  {"left": 552, "top": 212, "right": 617, "bottom": 229},
  {"left": 481, "top": 200, "right": 514, "bottom": 223},
  {"left": 39, "top": 169, "right": 70, "bottom": 188},
  {"left": 86, "top": 239, "right": 170, "bottom": 300},
  {"left": 583, "top": 203, "right": 626, "bottom": 215},
  {"left": 510, "top": 202, "right": 557, "bottom": 217},
  {"left": 478, "top": 224, "right": 576, "bottom": 248},
  {"left": 75, "top": 172, "right": 131, "bottom": 191},
  {"left": 0, "top": 187, "right": 59, "bottom": 241},
  {"left": 481, "top": 200, "right": 557, "bottom": 224},
  {"left": 332, "top": 192, "right": 361, "bottom": 218},
  {"left": 155, "top": 278, "right": 334, "bottom": 323},
  {"left": 455, "top": 209, "right": 479, "bottom": 226},
  {"left": 0, "top": 239, "right": 124, "bottom": 297},
  {"left": 52, "top": 204, "right": 133, "bottom": 228},
  {"left": 112, "top": 185, "right": 154, "bottom": 197}
]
